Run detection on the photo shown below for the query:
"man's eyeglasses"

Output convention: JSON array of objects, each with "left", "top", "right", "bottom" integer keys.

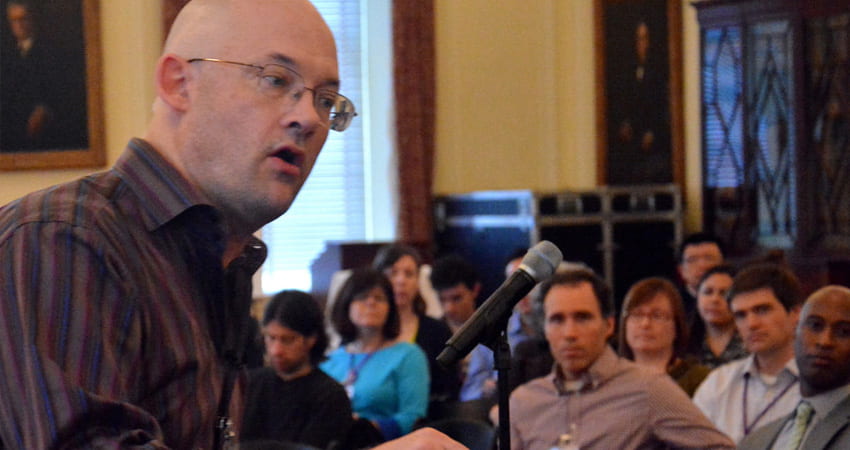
[{"left": 187, "top": 58, "right": 358, "bottom": 132}]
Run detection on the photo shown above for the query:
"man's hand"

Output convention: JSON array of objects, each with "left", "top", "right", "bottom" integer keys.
[{"left": 374, "top": 427, "right": 468, "bottom": 450}]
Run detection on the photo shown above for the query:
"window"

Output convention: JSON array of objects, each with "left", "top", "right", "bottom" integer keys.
[{"left": 260, "top": 0, "right": 396, "bottom": 294}]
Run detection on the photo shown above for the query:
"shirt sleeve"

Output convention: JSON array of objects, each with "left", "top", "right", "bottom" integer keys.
[
  {"left": 461, "top": 344, "right": 495, "bottom": 401},
  {"left": 0, "top": 222, "right": 165, "bottom": 448},
  {"left": 375, "top": 345, "right": 429, "bottom": 439},
  {"left": 298, "top": 379, "right": 353, "bottom": 448},
  {"left": 692, "top": 369, "right": 718, "bottom": 420},
  {"left": 647, "top": 374, "right": 735, "bottom": 449}
]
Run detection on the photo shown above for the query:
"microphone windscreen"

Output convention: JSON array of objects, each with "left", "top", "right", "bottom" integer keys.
[{"left": 519, "top": 240, "right": 563, "bottom": 282}]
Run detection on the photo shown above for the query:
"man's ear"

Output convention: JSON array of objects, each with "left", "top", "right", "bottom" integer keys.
[
  {"left": 604, "top": 316, "right": 615, "bottom": 340},
  {"left": 155, "top": 54, "right": 192, "bottom": 112}
]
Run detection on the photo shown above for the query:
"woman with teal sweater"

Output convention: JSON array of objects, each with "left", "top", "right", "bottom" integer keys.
[{"left": 321, "top": 268, "right": 429, "bottom": 441}]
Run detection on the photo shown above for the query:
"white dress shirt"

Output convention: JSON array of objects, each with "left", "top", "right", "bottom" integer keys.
[{"left": 693, "top": 354, "right": 801, "bottom": 443}]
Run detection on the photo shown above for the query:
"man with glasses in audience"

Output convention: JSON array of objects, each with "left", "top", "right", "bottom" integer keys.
[
  {"left": 739, "top": 285, "right": 850, "bottom": 450},
  {"left": 694, "top": 263, "right": 804, "bottom": 443},
  {"left": 0, "top": 1, "right": 461, "bottom": 449},
  {"left": 508, "top": 268, "right": 733, "bottom": 449},
  {"left": 677, "top": 232, "right": 725, "bottom": 322}
]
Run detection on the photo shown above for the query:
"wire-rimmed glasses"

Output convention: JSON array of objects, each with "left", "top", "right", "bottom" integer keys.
[{"left": 187, "top": 58, "right": 358, "bottom": 132}]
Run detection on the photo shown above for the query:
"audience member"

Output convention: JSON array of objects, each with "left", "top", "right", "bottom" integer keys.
[
  {"left": 688, "top": 264, "right": 749, "bottom": 368},
  {"left": 373, "top": 244, "right": 460, "bottom": 405},
  {"left": 241, "top": 290, "right": 352, "bottom": 448},
  {"left": 463, "top": 250, "right": 543, "bottom": 401},
  {"left": 321, "top": 268, "right": 429, "bottom": 442},
  {"left": 0, "top": 0, "right": 464, "bottom": 448},
  {"left": 430, "top": 253, "right": 481, "bottom": 333},
  {"left": 694, "top": 263, "right": 804, "bottom": 443},
  {"left": 507, "top": 283, "right": 556, "bottom": 394},
  {"left": 739, "top": 285, "right": 850, "bottom": 450},
  {"left": 429, "top": 253, "right": 484, "bottom": 402},
  {"left": 677, "top": 233, "right": 725, "bottom": 322},
  {"left": 618, "top": 277, "right": 710, "bottom": 396},
  {"left": 509, "top": 269, "right": 734, "bottom": 449}
]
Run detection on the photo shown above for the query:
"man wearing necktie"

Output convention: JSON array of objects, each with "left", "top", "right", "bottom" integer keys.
[{"left": 739, "top": 285, "right": 850, "bottom": 449}]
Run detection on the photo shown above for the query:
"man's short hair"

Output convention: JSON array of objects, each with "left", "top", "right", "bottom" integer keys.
[
  {"left": 536, "top": 268, "right": 614, "bottom": 318},
  {"left": 430, "top": 254, "right": 479, "bottom": 291},
  {"left": 678, "top": 232, "right": 725, "bottom": 262},
  {"left": 728, "top": 262, "right": 803, "bottom": 312}
]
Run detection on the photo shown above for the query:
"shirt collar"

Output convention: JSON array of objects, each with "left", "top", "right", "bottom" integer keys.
[
  {"left": 742, "top": 354, "right": 799, "bottom": 382},
  {"left": 228, "top": 236, "right": 267, "bottom": 275},
  {"left": 804, "top": 383, "right": 850, "bottom": 420},
  {"left": 552, "top": 345, "right": 620, "bottom": 395},
  {"left": 115, "top": 138, "right": 213, "bottom": 232}
]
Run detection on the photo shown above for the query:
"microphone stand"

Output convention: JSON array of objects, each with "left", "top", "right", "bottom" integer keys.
[{"left": 486, "top": 320, "right": 513, "bottom": 450}]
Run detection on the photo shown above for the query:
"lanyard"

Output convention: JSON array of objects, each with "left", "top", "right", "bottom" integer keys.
[
  {"left": 742, "top": 372, "right": 798, "bottom": 435},
  {"left": 344, "top": 350, "right": 377, "bottom": 387}
]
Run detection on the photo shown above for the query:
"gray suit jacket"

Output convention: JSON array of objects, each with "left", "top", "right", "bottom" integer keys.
[{"left": 738, "top": 395, "right": 850, "bottom": 450}]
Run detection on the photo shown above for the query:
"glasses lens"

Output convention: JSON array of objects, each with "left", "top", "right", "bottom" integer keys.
[
  {"left": 330, "top": 96, "right": 356, "bottom": 131},
  {"left": 259, "top": 63, "right": 357, "bottom": 132},
  {"left": 257, "top": 64, "right": 302, "bottom": 97}
]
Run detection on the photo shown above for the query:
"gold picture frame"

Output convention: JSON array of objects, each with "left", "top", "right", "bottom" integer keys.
[
  {"left": 594, "top": 0, "right": 683, "bottom": 187},
  {"left": 0, "top": 0, "right": 104, "bottom": 170}
]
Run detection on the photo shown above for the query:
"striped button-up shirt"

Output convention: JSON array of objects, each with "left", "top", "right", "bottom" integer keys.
[{"left": 0, "top": 138, "right": 266, "bottom": 449}]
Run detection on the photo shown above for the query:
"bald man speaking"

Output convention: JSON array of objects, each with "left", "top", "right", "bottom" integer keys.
[{"left": 0, "top": 1, "right": 463, "bottom": 449}]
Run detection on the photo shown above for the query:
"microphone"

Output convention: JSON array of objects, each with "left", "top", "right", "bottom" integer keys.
[{"left": 436, "top": 241, "right": 563, "bottom": 367}]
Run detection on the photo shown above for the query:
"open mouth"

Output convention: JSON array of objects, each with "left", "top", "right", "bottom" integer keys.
[{"left": 273, "top": 148, "right": 301, "bottom": 167}]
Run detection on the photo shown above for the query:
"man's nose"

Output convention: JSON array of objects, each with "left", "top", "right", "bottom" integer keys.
[
  {"left": 563, "top": 320, "right": 580, "bottom": 339},
  {"left": 813, "top": 329, "right": 835, "bottom": 348}
]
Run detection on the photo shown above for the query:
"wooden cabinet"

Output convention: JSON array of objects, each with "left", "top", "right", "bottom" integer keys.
[
  {"left": 434, "top": 185, "right": 683, "bottom": 305},
  {"left": 695, "top": 0, "right": 850, "bottom": 287}
]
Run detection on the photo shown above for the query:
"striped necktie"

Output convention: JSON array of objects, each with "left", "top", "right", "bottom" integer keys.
[{"left": 788, "top": 401, "right": 814, "bottom": 450}]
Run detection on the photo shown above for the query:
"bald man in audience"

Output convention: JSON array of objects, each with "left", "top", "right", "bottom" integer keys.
[{"left": 739, "top": 285, "right": 850, "bottom": 450}]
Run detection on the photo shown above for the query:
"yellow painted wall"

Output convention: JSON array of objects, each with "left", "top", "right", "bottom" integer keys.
[
  {"left": 0, "top": 0, "right": 703, "bottom": 229},
  {"left": 434, "top": 0, "right": 703, "bottom": 229},
  {"left": 0, "top": 1, "right": 161, "bottom": 204}
]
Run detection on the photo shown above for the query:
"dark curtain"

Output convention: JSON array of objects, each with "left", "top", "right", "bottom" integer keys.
[
  {"left": 392, "top": 0, "right": 436, "bottom": 249},
  {"left": 161, "top": 0, "right": 190, "bottom": 39}
]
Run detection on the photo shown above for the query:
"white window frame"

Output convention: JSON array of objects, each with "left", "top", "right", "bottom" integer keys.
[{"left": 256, "top": 0, "right": 397, "bottom": 296}]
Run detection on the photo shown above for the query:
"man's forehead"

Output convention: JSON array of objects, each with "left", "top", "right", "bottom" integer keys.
[
  {"left": 731, "top": 287, "right": 779, "bottom": 309},
  {"left": 804, "top": 293, "right": 850, "bottom": 321},
  {"left": 545, "top": 283, "right": 601, "bottom": 313},
  {"left": 263, "top": 322, "right": 297, "bottom": 335},
  {"left": 684, "top": 242, "right": 720, "bottom": 254},
  {"left": 439, "top": 284, "right": 473, "bottom": 299},
  {"left": 167, "top": 0, "right": 337, "bottom": 70}
]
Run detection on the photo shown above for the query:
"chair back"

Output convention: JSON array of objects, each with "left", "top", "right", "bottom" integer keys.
[
  {"left": 424, "top": 418, "right": 496, "bottom": 450},
  {"left": 240, "top": 440, "right": 322, "bottom": 450}
]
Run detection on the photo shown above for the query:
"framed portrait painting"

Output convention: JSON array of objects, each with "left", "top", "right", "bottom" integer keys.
[
  {"left": 0, "top": 0, "right": 104, "bottom": 170},
  {"left": 595, "top": 0, "right": 683, "bottom": 186}
]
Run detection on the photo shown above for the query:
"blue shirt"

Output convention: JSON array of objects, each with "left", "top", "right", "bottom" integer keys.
[
  {"left": 461, "top": 311, "right": 532, "bottom": 401},
  {"left": 321, "top": 342, "right": 429, "bottom": 439}
]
